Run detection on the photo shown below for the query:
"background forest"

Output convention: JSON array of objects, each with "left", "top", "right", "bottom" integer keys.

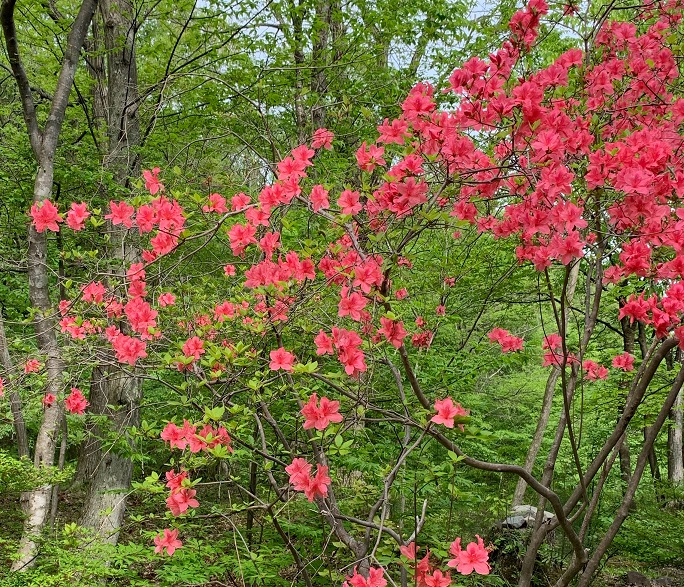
[{"left": 0, "top": 0, "right": 683, "bottom": 586}]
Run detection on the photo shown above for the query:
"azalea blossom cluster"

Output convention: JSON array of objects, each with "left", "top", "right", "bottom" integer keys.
[
  {"left": 152, "top": 423, "right": 232, "bottom": 555},
  {"left": 152, "top": 455, "right": 224, "bottom": 554},
  {"left": 30, "top": 189, "right": 185, "bottom": 266},
  {"left": 285, "top": 458, "right": 331, "bottom": 501},
  {"left": 64, "top": 388, "right": 89, "bottom": 415},
  {"left": 160, "top": 419, "right": 233, "bottom": 454},
  {"left": 315, "top": 327, "right": 367, "bottom": 377},
  {"left": 32, "top": 169, "right": 183, "bottom": 367},
  {"left": 27, "top": 0, "right": 684, "bottom": 380},
  {"left": 430, "top": 397, "right": 469, "bottom": 430},
  {"left": 300, "top": 393, "right": 343, "bottom": 430},
  {"left": 153, "top": 527, "right": 182, "bottom": 556},
  {"left": 343, "top": 567, "right": 387, "bottom": 587},
  {"left": 164, "top": 469, "right": 199, "bottom": 516},
  {"left": 24, "top": 358, "right": 40, "bottom": 373},
  {"left": 487, "top": 328, "right": 524, "bottom": 353},
  {"left": 395, "top": 536, "right": 490, "bottom": 587},
  {"left": 448, "top": 535, "right": 491, "bottom": 575}
]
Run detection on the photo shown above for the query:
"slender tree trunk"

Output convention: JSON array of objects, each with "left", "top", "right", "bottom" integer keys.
[
  {"left": 512, "top": 263, "right": 580, "bottom": 507},
  {"left": 644, "top": 420, "right": 661, "bottom": 482},
  {"left": 11, "top": 165, "right": 68, "bottom": 571},
  {"left": 618, "top": 311, "right": 635, "bottom": 487},
  {"left": 0, "top": 313, "right": 29, "bottom": 459},
  {"left": 636, "top": 322, "right": 662, "bottom": 486},
  {"left": 49, "top": 416, "right": 67, "bottom": 529},
  {"left": 669, "top": 387, "right": 684, "bottom": 483},
  {"left": 2, "top": 0, "right": 98, "bottom": 568}
]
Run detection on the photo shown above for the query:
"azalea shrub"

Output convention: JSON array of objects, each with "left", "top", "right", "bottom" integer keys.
[{"left": 7, "top": 0, "right": 684, "bottom": 585}]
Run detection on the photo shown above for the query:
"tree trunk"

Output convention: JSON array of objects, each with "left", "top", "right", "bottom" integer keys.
[
  {"left": 100, "top": 0, "right": 140, "bottom": 177},
  {"left": 618, "top": 310, "right": 636, "bottom": 487},
  {"left": 290, "top": 0, "right": 307, "bottom": 144},
  {"left": 2, "top": 0, "right": 99, "bottom": 567},
  {"left": 644, "top": 420, "right": 661, "bottom": 482},
  {"left": 669, "top": 387, "right": 684, "bottom": 483},
  {"left": 0, "top": 313, "right": 29, "bottom": 459},
  {"left": 77, "top": 0, "right": 142, "bottom": 544},
  {"left": 86, "top": 15, "right": 108, "bottom": 151},
  {"left": 512, "top": 262, "right": 580, "bottom": 507},
  {"left": 79, "top": 365, "right": 140, "bottom": 542},
  {"left": 11, "top": 170, "right": 66, "bottom": 571}
]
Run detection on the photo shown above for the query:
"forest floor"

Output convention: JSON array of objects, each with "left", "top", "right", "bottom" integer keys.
[
  {"left": 598, "top": 561, "right": 684, "bottom": 587},
  {"left": 1, "top": 491, "right": 683, "bottom": 585}
]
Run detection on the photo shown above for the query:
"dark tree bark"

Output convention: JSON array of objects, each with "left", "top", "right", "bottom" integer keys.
[
  {"left": 77, "top": 0, "right": 142, "bottom": 544},
  {"left": 289, "top": 0, "right": 307, "bottom": 144},
  {"left": 618, "top": 307, "right": 636, "bottom": 487}
]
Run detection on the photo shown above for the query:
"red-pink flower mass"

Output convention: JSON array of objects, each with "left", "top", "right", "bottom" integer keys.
[
  {"left": 447, "top": 535, "right": 491, "bottom": 575},
  {"left": 430, "top": 397, "right": 469, "bottom": 430},
  {"left": 343, "top": 566, "right": 387, "bottom": 587},
  {"left": 300, "top": 393, "right": 343, "bottom": 430},
  {"left": 30, "top": 199, "right": 62, "bottom": 232},
  {"left": 154, "top": 528, "right": 182, "bottom": 556},
  {"left": 612, "top": 352, "right": 635, "bottom": 371},
  {"left": 143, "top": 167, "right": 164, "bottom": 195},
  {"left": 64, "top": 388, "right": 89, "bottom": 415},
  {"left": 269, "top": 347, "right": 295, "bottom": 371},
  {"left": 27, "top": 2, "right": 684, "bottom": 583},
  {"left": 286, "top": 458, "right": 331, "bottom": 501},
  {"left": 488, "top": 328, "right": 524, "bottom": 352}
]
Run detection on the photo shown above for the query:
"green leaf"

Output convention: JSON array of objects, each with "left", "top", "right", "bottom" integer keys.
[{"left": 204, "top": 405, "right": 226, "bottom": 421}]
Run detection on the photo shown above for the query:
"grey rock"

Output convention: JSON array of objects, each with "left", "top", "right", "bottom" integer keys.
[
  {"left": 502, "top": 515, "right": 527, "bottom": 529},
  {"left": 509, "top": 505, "right": 555, "bottom": 523},
  {"left": 499, "top": 505, "right": 556, "bottom": 529},
  {"left": 652, "top": 578, "right": 674, "bottom": 587}
]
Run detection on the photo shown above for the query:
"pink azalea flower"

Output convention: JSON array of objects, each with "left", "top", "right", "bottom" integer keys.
[
  {"left": 311, "top": 128, "right": 334, "bottom": 150},
  {"left": 143, "top": 168, "right": 164, "bottom": 195},
  {"left": 344, "top": 566, "right": 387, "bottom": 587},
  {"left": 269, "top": 347, "right": 295, "bottom": 371},
  {"left": 24, "top": 359, "right": 41, "bottom": 373},
  {"left": 182, "top": 336, "right": 205, "bottom": 360},
  {"left": 425, "top": 569, "right": 452, "bottom": 587},
  {"left": 66, "top": 202, "right": 90, "bottom": 231},
  {"left": 30, "top": 199, "right": 62, "bottom": 232},
  {"left": 447, "top": 535, "right": 490, "bottom": 575},
  {"left": 154, "top": 528, "right": 182, "bottom": 556},
  {"left": 64, "top": 388, "right": 89, "bottom": 415},
  {"left": 300, "top": 393, "right": 343, "bottom": 430},
  {"left": 612, "top": 352, "right": 634, "bottom": 371},
  {"left": 430, "top": 397, "right": 469, "bottom": 430},
  {"left": 158, "top": 292, "right": 176, "bottom": 307}
]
